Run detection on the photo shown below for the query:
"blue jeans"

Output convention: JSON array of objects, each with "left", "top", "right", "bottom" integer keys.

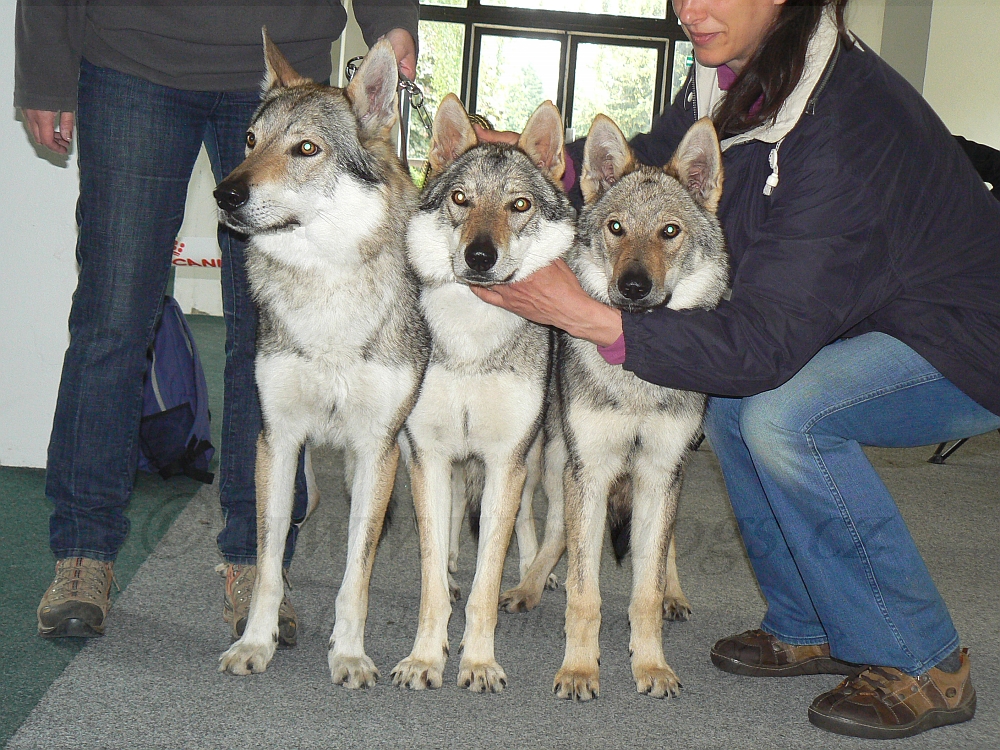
[
  {"left": 704, "top": 332, "right": 1000, "bottom": 676},
  {"left": 46, "top": 60, "right": 306, "bottom": 567}
]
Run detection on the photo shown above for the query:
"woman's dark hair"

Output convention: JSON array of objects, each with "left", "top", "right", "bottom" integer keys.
[{"left": 713, "top": 0, "right": 851, "bottom": 138}]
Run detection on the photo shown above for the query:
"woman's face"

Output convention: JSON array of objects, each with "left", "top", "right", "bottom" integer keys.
[{"left": 673, "top": 0, "right": 786, "bottom": 74}]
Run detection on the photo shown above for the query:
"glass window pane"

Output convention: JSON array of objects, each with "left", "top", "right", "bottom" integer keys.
[
  {"left": 571, "top": 43, "right": 657, "bottom": 140},
  {"left": 480, "top": 0, "right": 667, "bottom": 20},
  {"left": 408, "top": 20, "right": 466, "bottom": 170},
  {"left": 421, "top": 0, "right": 468, "bottom": 7},
  {"left": 671, "top": 40, "right": 694, "bottom": 104},
  {"left": 475, "top": 35, "right": 562, "bottom": 133}
]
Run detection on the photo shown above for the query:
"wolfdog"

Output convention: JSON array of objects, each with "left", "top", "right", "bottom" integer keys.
[
  {"left": 548, "top": 115, "right": 729, "bottom": 701},
  {"left": 390, "top": 94, "right": 576, "bottom": 693},
  {"left": 214, "top": 35, "right": 429, "bottom": 687}
]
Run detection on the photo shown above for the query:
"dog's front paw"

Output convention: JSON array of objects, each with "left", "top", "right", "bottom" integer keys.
[
  {"left": 457, "top": 657, "right": 507, "bottom": 693},
  {"left": 499, "top": 584, "right": 541, "bottom": 613},
  {"left": 553, "top": 664, "right": 600, "bottom": 701},
  {"left": 633, "top": 661, "right": 682, "bottom": 698},
  {"left": 391, "top": 655, "right": 445, "bottom": 690},
  {"left": 328, "top": 652, "right": 380, "bottom": 689},
  {"left": 219, "top": 637, "right": 277, "bottom": 676},
  {"left": 663, "top": 593, "right": 692, "bottom": 622}
]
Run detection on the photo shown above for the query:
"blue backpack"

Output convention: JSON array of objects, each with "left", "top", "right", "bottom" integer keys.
[{"left": 138, "top": 296, "right": 215, "bottom": 484}]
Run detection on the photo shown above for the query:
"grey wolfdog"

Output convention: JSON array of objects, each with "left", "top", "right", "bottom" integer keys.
[
  {"left": 214, "top": 34, "right": 429, "bottom": 687},
  {"left": 391, "top": 94, "right": 576, "bottom": 693},
  {"left": 543, "top": 115, "right": 730, "bottom": 701}
]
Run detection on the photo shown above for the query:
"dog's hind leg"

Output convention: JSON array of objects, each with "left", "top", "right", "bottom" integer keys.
[
  {"left": 500, "top": 432, "right": 565, "bottom": 613},
  {"left": 662, "top": 530, "right": 692, "bottom": 621},
  {"left": 328, "top": 441, "right": 399, "bottom": 688},
  {"left": 553, "top": 460, "right": 609, "bottom": 701},
  {"left": 457, "top": 458, "right": 525, "bottom": 693},
  {"left": 391, "top": 452, "right": 453, "bottom": 690},
  {"left": 628, "top": 451, "right": 683, "bottom": 699},
  {"left": 447, "top": 462, "right": 467, "bottom": 601},
  {"left": 304, "top": 442, "right": 320, "bottom": 520},
  {"left": 220, "top": 431, "right": 297, "bottom": 675},
  {"left": 512, "top": 437, "right": 542, "bottom": 580}
]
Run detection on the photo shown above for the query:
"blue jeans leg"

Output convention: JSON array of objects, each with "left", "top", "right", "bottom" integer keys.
[
  {"left": 202, "top": 93, "right": 308, "bottom": 568},
  {"left": 704, "top": 332, "right": 1000, "bottom": 675},
  {"left": 47, "top": 63, "right": 307, "bottom": 565},
  {"left": 46, "top": 61, "right": 209, "bottom": 561}
]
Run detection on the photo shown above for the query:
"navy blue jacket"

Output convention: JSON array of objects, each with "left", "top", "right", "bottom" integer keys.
[{"left": 595, "top": 39, "right": 1000, "bottom": 414}]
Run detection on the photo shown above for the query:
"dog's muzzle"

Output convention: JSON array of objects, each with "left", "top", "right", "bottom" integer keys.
[
  {"left": 617, "top": 266, "right": 653, "bottom": 302},
  {"left": 214, "top": 180, "right": 250, "bottom": 213},
  {"left": 464, "top": 236, "right": 498, "bottom": 274}
]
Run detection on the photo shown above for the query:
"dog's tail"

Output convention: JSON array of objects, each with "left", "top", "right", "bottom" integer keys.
[{"left": 607, "top": 474, "right": 632, "bottom": 564}]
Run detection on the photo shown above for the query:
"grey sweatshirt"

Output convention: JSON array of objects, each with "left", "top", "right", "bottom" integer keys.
[{"left": 14, "top": 1, "right": 419, "bottom": 111}]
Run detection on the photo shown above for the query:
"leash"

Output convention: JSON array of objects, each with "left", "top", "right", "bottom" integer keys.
[{"left": 345, "top": 55, "right": 434, "bottom": 135}]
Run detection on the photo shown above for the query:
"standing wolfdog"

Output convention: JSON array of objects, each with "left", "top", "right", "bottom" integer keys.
[
  {"left": 214, "top": 35, "right": 429, "bottom": 687},
  {"left": 550, "top": 115, "right": 729, "bottom": 701},
  {"left": 391, "top": 94, "right": 576, "bottom": 693}
]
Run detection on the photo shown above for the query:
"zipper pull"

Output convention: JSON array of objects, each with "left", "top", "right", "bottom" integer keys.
[{"left": 764, "top": 140, "right": 783, "bottom": 196}]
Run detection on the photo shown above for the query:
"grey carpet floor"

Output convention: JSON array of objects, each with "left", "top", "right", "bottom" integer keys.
[{"left": 9, "top": 432, "right": 999, "bottom": 750}]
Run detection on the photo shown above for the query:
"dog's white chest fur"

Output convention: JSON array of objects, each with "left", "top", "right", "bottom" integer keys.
[
  {"left": 407, "top": 284, "right": 545, "bottom": 458},
  {"left": 421, "top": 283, "right": 524, "bottom": 363}
]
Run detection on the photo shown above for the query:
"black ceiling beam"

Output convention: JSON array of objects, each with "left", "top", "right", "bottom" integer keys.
[{"left": 420, "top": 4, "right": 686, "bottom": 40}]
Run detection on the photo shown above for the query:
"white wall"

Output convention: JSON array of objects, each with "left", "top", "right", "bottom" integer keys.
[
  {"left": 922, "top": 0, "right": 1000, "bottom": 148},
  {"left": 1, "top": 1, "right": 79, "bottom": 468},
  {"left": 847, "top": 0, "right": 887, "bottom": 53}
]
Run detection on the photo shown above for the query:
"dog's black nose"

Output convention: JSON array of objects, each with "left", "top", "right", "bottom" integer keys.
[
  {"left": 465, "top": 237, "right": 498, "bottom": 273},
  {"left": 214, "top": 181, "right": 250, "bottom": 212},
  {"left": 618, "top": 267, "right": 653, "bottom": 301}
]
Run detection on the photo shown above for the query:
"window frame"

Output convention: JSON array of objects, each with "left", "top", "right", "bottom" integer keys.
[{"left": 418, "top": 0, "right": 690, "bottom": 121}]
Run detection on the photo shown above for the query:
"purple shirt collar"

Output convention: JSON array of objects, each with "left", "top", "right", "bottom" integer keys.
[
  {"left": 717, "top": 64, "right": 738, "bottom": 91},
  {"left": 715, "top": 63, "right": 763, "bottom": 116}
]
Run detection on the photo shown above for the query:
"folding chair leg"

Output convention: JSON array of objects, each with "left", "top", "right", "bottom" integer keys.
[{"left": 928, "top": 439, "right": 968, "bottom": 464}]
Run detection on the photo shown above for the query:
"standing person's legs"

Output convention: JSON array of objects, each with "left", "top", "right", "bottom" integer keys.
[
  {"left": 203, "top": 92, "right": 309, "bottom": 571},
  {"left": 40, "top": 61, "right": 212, "bottom": 636}
]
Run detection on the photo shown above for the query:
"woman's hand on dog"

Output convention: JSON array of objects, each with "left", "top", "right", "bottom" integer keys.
[
  {"left": 471, "top": 259, "right": 624, "bottom": 347},
  {"left": 474, "top": 125, "right": 520, "bottom": 146}
]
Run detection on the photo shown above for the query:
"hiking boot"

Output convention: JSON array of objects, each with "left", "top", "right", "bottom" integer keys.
[
  {"left": 711, "top": 629, "right": 864, "bottom": 677},
  {"left": 808, "top": 650, "right": 976, "bottom": 739},
  {"left": 221, "top": 563, "right": 297, "bottom": 648},
  {"left": 37, "top": 557, "right": 116, "bottom": 638}
]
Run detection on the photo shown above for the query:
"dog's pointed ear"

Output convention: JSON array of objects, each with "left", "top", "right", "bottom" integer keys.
[
  {"left": 580, "top": 114, "right": 634, "bottom": 204},
  {"left": 518, "top": 101, "right": 566, "bottom": 183},
  {"left": 262, "top": 27, "right": 310, "bottom": 92},
  {"left": 427, "top": 93, "right": 477, "bottom": 177},
  {"left": 346, "top": 38, "right": 400, "bottom": 138},
  {"left": 667, "top": 117, "right": 724, "bottom": 213}
]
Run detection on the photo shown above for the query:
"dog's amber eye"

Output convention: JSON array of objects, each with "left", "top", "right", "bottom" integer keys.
[
  {"left": 512, "top": 197, "right": 531, "bottom": 212},
  {"left": 662, "top": 223, "right": 680, "bottom": 239},
  {"left": 608, "top": 220, "right": 624, "bottom": 236},
  {"left": 246, "top": 131, "right": 256, "bottom": 149},
  {"left": 452, "top": 190, "right": 468, "bottom": 206},
  {"left": 298, "top": 140, "right": 319, "bottom": 156}
]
